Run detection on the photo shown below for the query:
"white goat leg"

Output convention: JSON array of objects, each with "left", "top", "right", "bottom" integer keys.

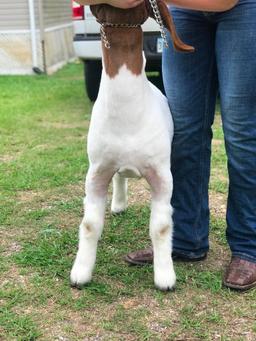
[
  {"left": 147, "top": 169, "right": 176, "bottom": 291},
  {"left": 150, "top": 203, "right": 175, "bottom": 291},
  {"left": 111, "top": 173, "right": 128, "bottom": 214},
  {"left": 70, "top": 168, "right": 110, "bottom": 287}
]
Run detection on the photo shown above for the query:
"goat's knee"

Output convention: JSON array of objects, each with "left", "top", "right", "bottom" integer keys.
[
  {"left": 70, "top": 219, "right": 101, "bottom": 287},
  {"left": 71, "top": 192, "right": 106, "bottom": 288},
  {"left": 80, "top": 217, "right": 102, "bottom": 241},
  {"left": 150, "top": 223, "right": 171, "bottom": 244},
  {"left": 150, "top": 203, "right": 173, "bottom": 237},
  {"left": 150, "top": 205, "right": 175, "bottom": 291}
]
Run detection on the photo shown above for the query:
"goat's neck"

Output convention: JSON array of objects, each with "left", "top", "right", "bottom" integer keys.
[
  {"left": 99, "top": 27, "right": 149, "bottom": 122},
  {"left": 102, "top": 27, "right": 145, "bottom": 79}
]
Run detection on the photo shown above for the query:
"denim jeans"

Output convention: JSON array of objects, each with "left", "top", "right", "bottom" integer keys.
[{"left": 162, "top": 0, "right": 256, "bottom": 262}]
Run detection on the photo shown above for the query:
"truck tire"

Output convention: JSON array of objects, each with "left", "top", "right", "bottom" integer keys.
[
  {"left": 84, "top": 60, "right": 102, "bottom": 102},
  {"left": 148, "top": 72, "right": 165, "bottom": 95},
  {"left": 84, "top": 60, "right": 165, "bottom": 101}
]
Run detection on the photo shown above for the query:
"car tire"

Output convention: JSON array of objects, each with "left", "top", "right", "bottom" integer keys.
[{"left": 84, "top": 60, "right": 102, "bottom": 102}]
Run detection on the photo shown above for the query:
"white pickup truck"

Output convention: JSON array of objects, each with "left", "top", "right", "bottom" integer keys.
[{"left": 72, "top": 1, "right": 164, "bottom": 101}]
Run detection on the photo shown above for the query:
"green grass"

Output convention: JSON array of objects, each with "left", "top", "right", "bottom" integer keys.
[
  {"left": 0, "top": 307, "right": 41, "bottom": 341},
  {"left": 0, "top": 63, "right": 255, "bottom": 341}
]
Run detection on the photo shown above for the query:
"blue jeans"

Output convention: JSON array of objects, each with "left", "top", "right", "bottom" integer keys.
[{"left": 162, "top": 0, "right": 256, "bottom": 262}]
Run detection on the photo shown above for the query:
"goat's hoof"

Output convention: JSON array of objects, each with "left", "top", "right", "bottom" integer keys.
[
  {"left": 154, "top": 271, "right": 176, "bottom": 292},
  {"left": 111, "top": 204, "right": 127, "bottom": 215},
  {"left": 155, "top": 283, "right": 176, "bottom": 292},
  {"left": 70, "top": 264, "right": 92, "bottom": 289}
]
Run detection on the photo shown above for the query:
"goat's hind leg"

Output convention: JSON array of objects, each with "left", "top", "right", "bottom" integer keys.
[
  {"left": 146, "top": 168, "right": 176, "bottom": 291},
  {"left": 111, "top": 173, "right": 128, "bottom": 214},
  {"left": 70, "top": 167, "right": 112, "bottom": 288}
]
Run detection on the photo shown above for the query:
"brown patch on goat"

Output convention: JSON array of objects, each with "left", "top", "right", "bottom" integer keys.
[
  {"left": 90, "top": 3, "right": 149, "bottom": 27},
  {"left": 90, "top": 1, "right": 194, "bottom": 77},
  {"left": 91, "top": 3, "right": 148, "bottom": 77},
  {"left": 84, "top": 223, "right": 92, "bottom": 234},
  {"left": 159, "top": 225, "right": 169, "bottom": 236},
  {"left": 101, "top": 27, "right": 144, "bottom": 78}
]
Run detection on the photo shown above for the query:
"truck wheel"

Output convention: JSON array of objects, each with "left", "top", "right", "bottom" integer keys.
[
  {"left": 148, "top": 71, "right": 165, "bottom": 95},
  {"left": 84, "top": 60, "right": 102, "bottom": 102}
]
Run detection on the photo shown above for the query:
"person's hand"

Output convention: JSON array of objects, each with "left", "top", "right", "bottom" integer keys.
[{"left": 107, "top": 0, "right": 144, "bottom": 9}]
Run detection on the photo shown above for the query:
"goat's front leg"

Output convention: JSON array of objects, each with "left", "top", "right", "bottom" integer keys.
[
  {"left": 145, "top": 168, "right": 176, "bottom": 291},
  {"left": 111, "top": 173, "right": 128, "bottom": 214},
  {"left": 70, "top": 167, "right": 112, "bottom": 288}
]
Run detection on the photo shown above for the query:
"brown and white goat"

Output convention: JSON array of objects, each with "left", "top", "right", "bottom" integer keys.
[{"left": 70, "top": 0, "right": 194, "bottom": 290}]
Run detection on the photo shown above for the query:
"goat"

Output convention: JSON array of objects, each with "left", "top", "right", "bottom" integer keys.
[{"left": 70, "top": 0, "right": 194, "bottom": 291}]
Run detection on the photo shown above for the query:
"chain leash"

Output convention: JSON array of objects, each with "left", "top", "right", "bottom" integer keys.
[
  {"left": 100, "top": 24, "right": 111, "bottom": 49},
  {"left": 99, "top": 0, "right": 168, "bottom": 49},
  {"left": 148, "top": 0, "right": 168, "bottom": 48}
]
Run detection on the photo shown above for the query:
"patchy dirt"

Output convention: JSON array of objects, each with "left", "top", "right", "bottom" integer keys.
[
  {"left": 31, "top": 144, "right": 54, "bottom": 151},
  {"left": 0, "top": 228, "right": 24, "bottom": 256},
  {"left": 205, "top": 240, "right": 230, "bottom": 272},
  {"left": 62, "top": 183, "right": 84, "bottom": 197},
  {"left": 127, "top": 179, "right": 150, "bottom": 205},
  {"left": 0, "top": 155, "right": 16, "bottom": 163},
  {"left": 17, "top": 190, "right": 39, "bottom": 203},
  {"left": 211, "top": 169, "right": 228, "bottom": 183},
  {"left": 2, "top": 242, "right": 22, "bottom": 257},
  {"left": 16, "top": 182, "right": 84, "bottom": 206},
  {"left": 209, "top": 191, "right": 227, "bottom": 219},
  {"left": 0, "top": 265, "right": 28, "bottom": 288},
  {"left": 212, "top": 139, "right": 223, "bottom": 146},
  {"left": 39, "top": 121, "right": 89, "bottom": 130}
]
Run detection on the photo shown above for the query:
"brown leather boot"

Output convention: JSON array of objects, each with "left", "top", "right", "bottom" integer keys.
[
  {"left": 223, "top": 257, "right": 256, "bottom": 291},
  {"left": 124, "top": 248, "right": 153, "bottom": 265},
  {"left": 124, "top": 247, "right": 207, "bottom": 265}
]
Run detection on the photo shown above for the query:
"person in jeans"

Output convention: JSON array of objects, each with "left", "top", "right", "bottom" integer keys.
[{"left": 80, "top": 0, "right": 256, "bottom": 291}]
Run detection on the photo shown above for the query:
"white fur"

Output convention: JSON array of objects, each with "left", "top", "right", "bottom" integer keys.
[{"left": 70, "top": 59, "right": 175, "bottom": 291}]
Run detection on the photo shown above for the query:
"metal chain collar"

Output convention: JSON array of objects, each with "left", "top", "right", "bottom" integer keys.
[
  {"left": 99, "top": 22, "right": 141, "bottom": 49},
  {"left": 99, "top": 0, "right": 168, "bottom": 49}
]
